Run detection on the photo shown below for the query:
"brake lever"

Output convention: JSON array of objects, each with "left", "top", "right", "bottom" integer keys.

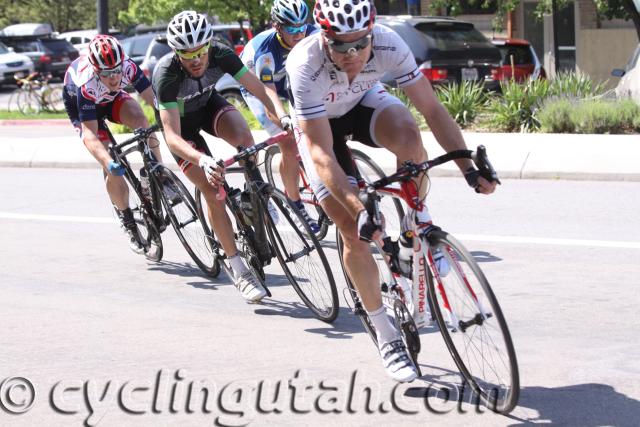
[{"left": 473, "top": 145, "right": 501, "bottom": 186}]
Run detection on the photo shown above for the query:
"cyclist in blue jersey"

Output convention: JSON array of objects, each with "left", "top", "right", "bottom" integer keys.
[{"left": 240, "top": 0, "right": 320, "bottom": 232}]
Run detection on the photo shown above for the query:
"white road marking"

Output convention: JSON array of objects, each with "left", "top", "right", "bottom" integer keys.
[
  {"left": 0, "top": 212, "right": 115, "bottom": 224},
  {"left": 2, "top": 211, "right": 640, "bottom": 249}
]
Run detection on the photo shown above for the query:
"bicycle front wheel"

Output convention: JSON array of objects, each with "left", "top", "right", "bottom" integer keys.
[
  {"left": 263, "top": 144, "right": 330, "bottom": 240},
  {"left": 155, "top": 166, "right": 219, "bottom": 277},
  {"left": 262, "top": 188, "right": 338, "bottom": 322},
  {"left": 17, "top": 90, "right": 40, "bottom": 115},
  {"left": 425, "top": 230, "right": 519, "bottom": 413}
]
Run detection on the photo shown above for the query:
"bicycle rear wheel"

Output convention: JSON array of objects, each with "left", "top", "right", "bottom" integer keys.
[
  {"left": 263, "top": 144, "right": 330, "bottom": 240},
  {"left": 262, "top": 188, "right": 338, "bottom": 322},
  {"left": 119, "top": 173, "right": 163, "bottom": 262},
  {"left": 336, "top": 231, "right": 421, "bottom": 365},
  {"left": 155, "top": 166, "right": 219, "bottom": 277},
  {"left": 425, "top": 230, "right": 519, "bottom": 413},
  {"left": 45, "top": 86, "right": 64, "bottom": 112}
]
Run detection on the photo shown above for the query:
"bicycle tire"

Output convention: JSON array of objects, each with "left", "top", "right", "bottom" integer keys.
[
  {"left": 263, "top": 144, "right": 330, "bottom": 240},
  {"left": 336, "top": 230, "right": 421, "bottom": 367},
  {"left": 351, "top": 149, "right": 405, "bottom": 239},
  {"left": 155, "top": 167, "right": 219, "bottom": 277},
  {"left": 120, "top": 172, "right": 163, "bottom": 262},
  {"left": 45, "top": 86, "right": 64, "bottom": 112},
  {"left": 194, "top": 188, "right": 265, "bottom": 283},
  {"left": 425, "top": 229, "right": 519, "bottom": 413},
  {"left": 17, "top": 90, "right": 40, "bottom": 115},
  {"left": 262, "top": 188, "right": 338, "bottom": 322}
]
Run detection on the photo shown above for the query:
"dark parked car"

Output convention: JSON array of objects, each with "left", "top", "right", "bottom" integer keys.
[
  {"left": 376, "top": 15, "right": 502, "bottom": 91},
  {"left": 0, "top": 36, "right": 79, "bottom": 79},
  {"left": 120, "top": 33, "right": 161, "bottom": 66},
  {"left": 492, "top": 38, "right": 546, "bottom": 82}
]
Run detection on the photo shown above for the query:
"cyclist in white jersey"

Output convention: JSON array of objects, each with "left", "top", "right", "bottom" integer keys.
[{"left": 287, "top": 0, "right": 497, "bottom": 382}]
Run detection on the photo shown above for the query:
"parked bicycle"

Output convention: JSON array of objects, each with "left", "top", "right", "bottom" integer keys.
[
  {"left": 107, "top": 124, "right": 219, "bottom": 277},
  {"left": 337, "top": 146, "right": 519, "bottom": 413},
  {"left": 9, "top": 71, "right": 64, "bottom": 114},
  {"left": 263, "top": 143, "right": 404, "bottom": 240},
  {"left": 195, "top": 132, "right": 339, "bottom": 322}
]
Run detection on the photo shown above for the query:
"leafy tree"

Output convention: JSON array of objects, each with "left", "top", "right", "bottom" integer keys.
[
  {"left": 426, "top": 0, "right": 520, "bottom": 32},
  {"left": 594, "top": 0, "right": 640, "bottom": 40},
  {"left": 0, "top": 0, "right": 129, "bottom": 32},
  {"left": 119, "top": 0, "right": 271, "bottom": 31}
]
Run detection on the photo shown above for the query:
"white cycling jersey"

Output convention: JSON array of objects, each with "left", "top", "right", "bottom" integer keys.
[{"left": 287, "top": 24, "right": 422, "bottom": 121}]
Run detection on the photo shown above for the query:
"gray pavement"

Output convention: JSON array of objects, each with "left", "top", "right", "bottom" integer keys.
[{"left": 1, "top": 168, "right": 640, "bottom": 426}]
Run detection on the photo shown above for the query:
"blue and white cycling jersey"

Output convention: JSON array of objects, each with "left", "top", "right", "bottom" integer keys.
[{"left": 240, "top": 26, "right": 316, "bottom": 99}]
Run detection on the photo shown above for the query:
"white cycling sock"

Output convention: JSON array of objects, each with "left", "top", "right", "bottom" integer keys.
[
  {"left": 228, "top": 254, "right": 248, "bottom": 278},
  {"left": 368, "top": 305, "right": 400, "bottom": 345},
  {"left": 415, "top": 205, "right": 432, "bottom": 224}
]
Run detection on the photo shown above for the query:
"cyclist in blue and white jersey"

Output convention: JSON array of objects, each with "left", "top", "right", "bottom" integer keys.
[
  {"left": 63, "top": 35, "right": 163, "bottom": 253},
  {"left": 240, "top": 0, "right": 320, "bottom": 232}
]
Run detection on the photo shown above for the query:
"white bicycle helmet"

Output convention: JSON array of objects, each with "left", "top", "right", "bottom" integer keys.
[
  {"left": 167, "top": 11, "right": 214, "bottom": 50},
  {"left": 271, "top": 0, "right": 309, "bottom": 26},
  {"left": 314, "top": 0, "right": 375, "bottom": 36}
]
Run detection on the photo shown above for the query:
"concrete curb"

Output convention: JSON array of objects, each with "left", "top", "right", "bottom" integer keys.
[{"left": 1, "top": 129, "right": 638, "bottom": 181}]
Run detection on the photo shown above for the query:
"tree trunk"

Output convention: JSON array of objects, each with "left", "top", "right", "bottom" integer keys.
[{"left": 622, "top": 0, "right": 640, "bottom": 41}]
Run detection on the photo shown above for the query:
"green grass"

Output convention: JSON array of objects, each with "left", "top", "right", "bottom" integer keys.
[
  {"left": 538, "top": 98, "right": 640, "bottom": 134},
  {"left": 0, "top": 110, "right": 67, "bottom": 120}
]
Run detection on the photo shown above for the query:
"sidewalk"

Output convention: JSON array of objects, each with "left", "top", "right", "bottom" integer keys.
[{"left": 0, "top": 121, "right": 638, "bottom": 181}]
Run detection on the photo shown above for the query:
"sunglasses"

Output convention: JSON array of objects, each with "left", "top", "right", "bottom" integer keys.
[
  {"left": 176, "top": 42, "right": 210, "bottom": 60},
  {"left": 327, "top": 33, "right": 372, "bottom": 55},
  {"left": 97, "top": 66, "right": 123, "bottom": 77},
  {"left": 282, "top": 24, "right": 307, "bottom": 35}
]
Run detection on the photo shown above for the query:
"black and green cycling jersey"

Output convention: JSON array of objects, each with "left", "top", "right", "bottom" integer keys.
[{"left": 152, "top": 41, "right": 248, "bottom": 119}]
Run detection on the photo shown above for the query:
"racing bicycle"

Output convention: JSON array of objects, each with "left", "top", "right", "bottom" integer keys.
[
  {"left": 337, "top": 146, "right": 520, "bottom": 413},
  {"left": 108, "top": 125, "right": 219, "bottom": 277},
  {"left": 195, "top": 132, "right": 339, "bottom": 322}
]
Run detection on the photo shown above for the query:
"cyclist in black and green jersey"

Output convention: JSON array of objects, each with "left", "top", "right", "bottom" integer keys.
[{"left": 153, "top": 11, "right": 286, "bottom": 303}]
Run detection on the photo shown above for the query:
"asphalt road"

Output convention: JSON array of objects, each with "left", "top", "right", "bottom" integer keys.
[{"left": 1, "top": 167, "right": 639, "bottom": 426}]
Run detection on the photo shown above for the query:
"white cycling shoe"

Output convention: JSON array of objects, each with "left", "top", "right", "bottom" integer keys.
[
  {"left": 234, "top": 270, "right": 267, "bottom": 303},
  {"left": 378, "top": 338, "right": 419, "bottom": 383}
]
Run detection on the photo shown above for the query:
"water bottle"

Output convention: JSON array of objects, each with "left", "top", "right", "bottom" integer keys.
[
  {"left": 398, "top": 230, "right": 413, "bottom": 278},
  {"left": 139, "top": 168, "right": 151, "bottom": 201}
]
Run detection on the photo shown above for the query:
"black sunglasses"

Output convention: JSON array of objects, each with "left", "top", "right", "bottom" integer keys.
[{"left": 327, "top": 33, "right": 372, "bottom": 54}]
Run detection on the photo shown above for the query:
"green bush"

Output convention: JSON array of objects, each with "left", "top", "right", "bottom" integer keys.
[
  {"left": 548, "top": 71, "right": 606, "bottom": 99},
  {"left": 435, "top": 81, "right": 487, "bottom": 128},
  {"left": 486, "top": 78, "right": 550, "bottom": 132},
  {"left": 538, "top": 98, "right": 640, "bottom": 134},
  {"left": 537, "top": 99, "right": 575, "bottom": 133}
]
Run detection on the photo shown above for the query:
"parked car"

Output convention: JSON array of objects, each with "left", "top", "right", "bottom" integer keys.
[
  {"left": 491, "top": 38, "right": 546, "bottom": 82},
  {"left": 611, "top": 43, "right": 640, "bottom": 103},
  {"left": 0, "top": 36, "right": 78, "bottom": 79},
  {"left": 134, "top": 22, "right": 253, "bottom": 55},
  {"left": 121, "top": 33, "right": 161, "bottom": 66},
  {"left": 0, "top": 23, "right": 79, "bottom": 79},
  {"left": 58, "top": 30, "right": 123, "bottom": 55},
  {"left": 376, "top": 15, "right": 502, "bottom": 91},
  {"left": 0, "top": 41, "right": 35, "bottom": 86}
]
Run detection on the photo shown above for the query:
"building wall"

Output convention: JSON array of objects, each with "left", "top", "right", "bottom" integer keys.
[{"left": 577, "top": 29, "right": 638, "bottom": 87}]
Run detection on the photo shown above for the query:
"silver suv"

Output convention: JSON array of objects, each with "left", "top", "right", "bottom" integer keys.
[{"left": 139, "top": 34, "right": 245, "bottom": 107}]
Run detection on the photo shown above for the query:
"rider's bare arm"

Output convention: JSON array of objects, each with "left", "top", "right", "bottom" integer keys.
[
  {"left": 238, "top": 71, "right": 280, "bottom": 126},
  {"left": 300, "top": 117, "right": 364, "bottom": 218},
  {"left": 138, "top": 86, "right": 155, "bottom": 109},
  {"left": 403, "top": 78, "right": 496, "bottom": 194},
  {"left": 263, "top": 82, "right": 289, "bottom": 126},
  {"left": 159, "top": 108, "right": 205, "bottom": 165},
  {"left": 81, "top": 120, "right": 112, "bottom": 169}
]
